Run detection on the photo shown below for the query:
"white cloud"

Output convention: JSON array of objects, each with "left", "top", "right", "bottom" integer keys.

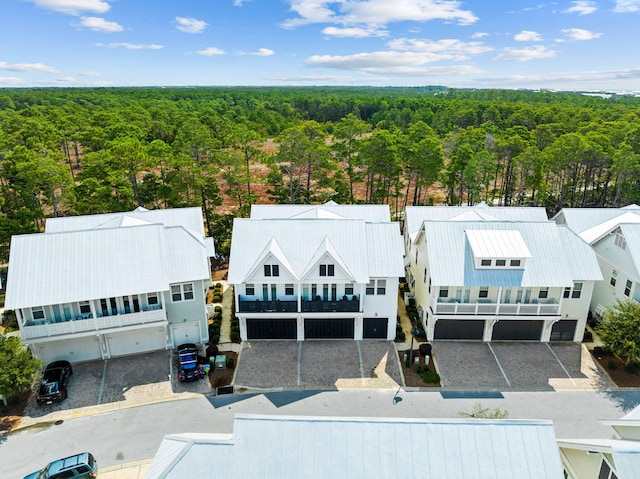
[
  {"left": 79, "top": 16, "right": 123, "bottom": 32},
  {"left": 0, "top": 77, "right": 25, "bottom": 86},
  {"left": 282, "top": 0, "right": 478, "bottom": 28},
  {"left": 96, "top": 42, "right": 163, "bottom": 50},
  {"left": 251, "top": 48, "right": 275, "bottom": 56},
  {"left": 477, "top": 67, "right": 640, "bottom": 87},
  {"left": 79, "top": 70, "right": 104, "bottom": 76},
  {"left": 613, "top": 0, "right": 640, "bottom": 12},
  {"left": 55, "top": 76, "right": 76, "bottom": 83},
  {"left": 563, "top": 1, "right": 597, "bottom": 15},
  {"left": 472, "top": 32, "right": 488, "bottom": 39},
  {"left": 514, "top": 30, "right": 543, "bottom": 42},
  {"left": 27, "top": 0, "right": 110, "bottom": 15},
  {"left": 561, "top": 28, "right": 602, "bottom": 40},
  {"left": 493, "top": 45, "right": 556, "bottom": 62},
  {"left": 0, "top": 61, "right": 59, "bottom": 73},
  {"left": 322, "top": 26, "right": 389, "bottom": 38},
  {"left": 175, "top": 17, "right": 208, "bottom": 34},
  {"left": 388, "top": 38, "right": 493, "bottom": 57},
  {"left": 196, "top": 47, "right": 225, "bottom": 56}
]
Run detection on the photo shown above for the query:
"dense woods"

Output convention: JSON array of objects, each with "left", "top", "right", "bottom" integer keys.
[{"left": 1, "top": 86, "right": 640, "bottom": 261}]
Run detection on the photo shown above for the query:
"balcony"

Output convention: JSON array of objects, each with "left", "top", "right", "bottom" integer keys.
[
  {"left": 237, "top": 297, "right": 361, "bottom": 313},
  {"left": 302, "top": 298, "right": 359, "bottom": 313},
  {"left": 434, "top": 300, "right": 560, "bottom": 317},
  {"left": 22, "top": 307, "right": 167, "bottom": 340},
  {"left": 238, "top": 300, "right": 298, "bottom": 313}
]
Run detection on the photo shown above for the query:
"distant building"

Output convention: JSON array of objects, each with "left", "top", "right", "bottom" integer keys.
[
  {"left": 227, "top": 202, "right": 404, "bottom": 341},
  {"left": 148, "top": 414, "right": 565, "bottom": 479},
  {"left": 4, "top": 207, "right": 214, "bottom": 363}
]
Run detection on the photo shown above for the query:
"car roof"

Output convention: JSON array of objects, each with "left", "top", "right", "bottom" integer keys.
[
  {"left": 48, "top": 453, "right": 90, "bottom": 474},
  {"left": 46, "top": 360, "right": 70, "bottom": 370}
]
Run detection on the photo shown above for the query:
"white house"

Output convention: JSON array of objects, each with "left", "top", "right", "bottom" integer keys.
[
  {"left": 4, "top": 207, "right": 215, "bottom": 363},
  {"left": 406, "top": 206, "right": 601, "bottom": 342},
  {"left": 559, "top": 405, "right": 640, "bottom": 479},
  {"left": 227, "top": 202, "right": 404, "bottom": 341},
  {"left": 553, "top": 205, "right": 640, "bottom": 317},
  {"left": 147, "top": 414, "right": 564, "bottom": 479}
]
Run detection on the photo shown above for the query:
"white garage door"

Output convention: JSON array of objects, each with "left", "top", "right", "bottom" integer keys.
[
  {"left": 171, "top": 321, "right": 202, "bottom": 346},
  {"left": 106, "top": 327, "right": 166, "bottom": 357},
  {"left": 36, "top": 336, "right": 102, "bottom": 364}
]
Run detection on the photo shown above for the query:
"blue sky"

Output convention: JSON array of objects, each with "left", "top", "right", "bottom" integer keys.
[{"left": 1, "top": 0, "right": 640, "bottom": 91}]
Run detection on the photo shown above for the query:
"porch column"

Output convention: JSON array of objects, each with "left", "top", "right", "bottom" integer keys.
[
  {"left": 483, "top": 319, "right": 498, "bottom": 342},
  {"left": 354, "top": 314, "right": 363, "bottom": 340},
  {"left": 540, "top": 319, "right": 557, "bottom": 342},
  {"left": 297, "top": 282, "right": 302, "bottom": 313},
  {"left": 239, "top": 315, "right": 248, "bottom": 341},
  {"left": 16, "top": 309, "right": 24, "bottom": 328},
  {"left": 426, "top": 313, "right": 436, "bottom": 341},
  {"left": 297, "top": 315, "right": 305, "bottom": 341}
]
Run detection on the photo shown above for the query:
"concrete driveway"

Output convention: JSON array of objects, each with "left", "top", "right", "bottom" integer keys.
[
  {"left": 234, "top": 340, "right": 403, "bottom": 390},
  {"left": 432, "top": 342, "right": 614, "bottom": 391}
]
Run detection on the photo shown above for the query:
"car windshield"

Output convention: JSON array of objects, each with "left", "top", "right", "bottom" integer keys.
[
  {"left": 40, "top": 381, "right": 60, "bottom": 395},
  {"left": 182, "top": 361, "right": 198, "bottom": 370}
]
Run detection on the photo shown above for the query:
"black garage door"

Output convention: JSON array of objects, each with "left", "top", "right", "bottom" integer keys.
[
  {"left": 492, "top": 320, "right": 543, "bottom": 341},
  {"left": 363, "top": 318, "right": 388, "bottom": 339},
  {"left": 550, "top": 320, "right": 577, "bottom": 341},
  {"left": 305, "top": 318, "right": 354, "bottom": 339},
  {"left": 246, "top": 318, "right": 297, "bottom": 340},
  {"left": 434, "top": 320, "right": 484, "bottom": 340}
]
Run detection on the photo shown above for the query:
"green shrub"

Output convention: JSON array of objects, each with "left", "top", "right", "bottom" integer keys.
[
  {"left": 226, "top": 357, "right": 235, "bottom": 368},
  {"left": 213, "top": 294, "right": 222, "bottom": 303},
  {"left": 624, "top": 363, "right": 639, "bottom": 375},
  {"left": 230, "top": 330, "right": 240, "bottom": 342},
  {"left": 607, "top": 360, "right": 617, "bottom": 370},
  {"left": 210, "top": 333, "right": 220, "bottom": 344},
  {"left": 396, "top": 331, "right": 405, "bottom": 342},
  {"left": 215, "top": 282, "right": 223, "bottom": 289},
  {"left": 420, "top": 370, "right": 441, "bottom": 384},
  {"left": 214, "top": 305, "right": 223, "bottom": 313},
  {"left": 213, "top": 311, "right": 222, "bottom": 321},
  {"left": 583, "top": 329, "right": 593, "bottom": 341}
]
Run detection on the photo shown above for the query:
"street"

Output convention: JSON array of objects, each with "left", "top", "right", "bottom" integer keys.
[{"left": 2, "top": 388, "right": 640, "bottom": 479}]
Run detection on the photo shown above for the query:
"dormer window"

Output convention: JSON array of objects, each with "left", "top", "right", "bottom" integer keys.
[
  {"left": 510, "top": 259, "right": 521, "bottom": 267},
  {"left": 496, "top": 259, "right": 506, "bottom": 267},
  {"left": 264, "top": 264, "right": 279, "bottom": 277},
  {"left": 615, "top": 232, "right": 627, "bottom": 250},
  {"left": 481, "top": 259, "right": 491, "bottom": 266},
  {"left": 319, "top": 264, "right": 335, "bottom": 276},
  {"left": 466, "top": 230, "right": 531, "bottom": 270}
]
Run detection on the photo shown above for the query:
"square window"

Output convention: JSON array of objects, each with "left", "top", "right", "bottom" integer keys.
[
  {"left": 496, "top": 259, "right": 506, "bottom": 267},
  {"left": 481, "top": 259, "right": 491, "bottom": 267},
  {"left": 147, "top": 293, "right": 159, "bottom": 305},
  {"left": 439, "top": 287, "right": 449, "bottom": 298},
  {"left": 285, "top": 284, "right": 294, "bottom": 296},
  {"left": 32, "top": 306, "right": 45, "bottom": 320},
  {"left": 245, "top": 284, "right": 255, "bottom": 296},
  {"left": 539, "top": 287, "right": 549, "bottom": 299},
  {"left": 345, "top": 284, "right": 354, "bottom": 295},
  {"left": 320, "top": 264, "right": 327, "bottom": 276},
  {"left": 80, "top": 301, "right": 91, "bottom": 314},
  {"left": 366, "top": 280, "right": 375, "bottom": 295},
  {"left": 479, "top": 287, "right": 489, "bottom": 298},
  {"left": 377, "top": 279, "right": 386, "bottom": 295},
  {"left": 510, "top": 259, "right": 521, "bottom": 267}
]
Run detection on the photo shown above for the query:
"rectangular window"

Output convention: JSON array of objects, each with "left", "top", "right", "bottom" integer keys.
[
  {"left": 479, "top": 287, "right": 489, "bottom": 298},
  {"left": 366, "top": 280, "right": 375, "bottom": 295},
  {"left": 539, "top": 287, "right": 549, "bottom": 299},
  {"left": 183, "top": 283, "right": 194, "bottom": 300},
  {"left": 264, "top": 265, "right": 279, "bottom": 277},
  {"left": 320, "top": 264, "right": 327, "bottom": 276},
  {"left": 415, "top": 250, "right": 418, "bottom": 264},
  {"left": 428, "top": 277, "right": 431, "bottom": 293},
  {"left": 439, "top": 287, "right": 449, "bottom": 298},
  {"left": 510, "top": 259, "right": 521, "bottom": 267},
  {"left": 32, "top": 306, "right": 45, "bottom": 320},
  {"left": 496, "top": 259, "right": 506, "bottom": 267},
  {"left": 285, "top": 284, "right": 294, "bottom": 296},
  {"left": 615, "top": 233, "right": 627, "bottom": 250},
  {"left": 80, "top": 301, "right": 91, "bottom": 314},
  {"left": 424, "top": 268, "right": 427, "bottom": 284},
  {"left": 147, "top": 292, "right": 159, "bottom": 305},
  {"left": 171, "top": 283, "right": 194, "bottom": 302},
  {"left": 563, "top": 287, "right": 571, "bottom": 299},
  {"left": 171, "top": 285, "right": 182, "bottom": 302},
  {"left": 377, "top": 279, "right": 386, "bottom": 295},
  {"left": 245, "top": 284, "right": 255, "bottom": 296},
  {"left": 610, "top": 270, "right": 617, "bottom": 287},
  {"left": 264, "top": 264, "right": 271, "bottom": 276},
  {"left": 345, "top": 284, "right": 354, "bottom": 295},
  {"left": 572, "top": 282, "right": 583, "bottom": 299},
  {"left": 328, "top": 264, "right": 335, "bottom": 276},
  {"left": 322, "top": 284, "right": 329, "bottom": 301},
  {"left": 481, "top": 259, "right": 491, "bottom": 266},
  {"left": 625, "top": 280, "right": 632, "bottom": 297}
]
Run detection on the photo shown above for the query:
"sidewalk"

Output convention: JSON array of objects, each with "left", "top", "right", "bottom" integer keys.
[{"left": 99, "top": 460, "right": 152, "bottom": 479}]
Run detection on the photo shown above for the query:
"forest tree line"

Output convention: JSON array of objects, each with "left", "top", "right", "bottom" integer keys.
[{"left": 1, "top": 86, "right": 640, "bottom": 260}]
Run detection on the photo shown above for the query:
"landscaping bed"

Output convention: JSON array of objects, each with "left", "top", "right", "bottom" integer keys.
[
  {"left": 208, "top": 351, "right": 237, "bottom": 389},
  {"left": 591, "top": 348, "right": 640, "bottom": 387},
  {"left": 399, "top": 350, "right": 441, "bottom": 387}
]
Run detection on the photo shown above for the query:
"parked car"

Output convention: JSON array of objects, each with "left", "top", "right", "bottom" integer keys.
[
  {"left": 37, "top": 360, "right": 73, "bottom": 406},
  {"left": 23, "top": 452, "right": 97, "bottom": 479},
  {"left": 177, "top": 343, "right": 202, "bottom": 382}
]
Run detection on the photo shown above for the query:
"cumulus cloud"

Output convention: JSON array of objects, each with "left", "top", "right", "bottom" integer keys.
[
  {"left": 96, "top": 42, "right": 163, "bottom": 50},
  {"left": 388, "top": 38, "right": 493, "bottom": 57},
  {"left": 514, "top": 30, "right": 542, "bottom": 42},
  {"left": 196, "top": 47, "right": 225, "bottom": 56},
  {"left": 27, "top": 0, "right": 111, "bottom": 15},
  {"left": 0, "top": 77, "right": 25, "bottom": 85},
  {"left": 0, "top": 61, "right": 59, "bottom": 73},
  {"left": 563, "top": 1, "right": 597, "bottom": 14},
  {"left": 282, "top": 0, "right": 478, "bottom": 28},
  {"left": 79, "top": 16, "right": 123, "bottom": 32},
  {"left": 561, "top": 28, "right": 602, "bottom": 40},
  {"left": 251, "top": 48, "right": 275, "bottom": 56},
  {"left": 493, "top": 45, "right": 556, "bottom": 62},
  {"left": 472, "top": 32, "right": 488, "bottom": 39},
  {"left": 613, "top": 0, "right": 640, "bottom": 12},
  {"left": 175, "top": 17, "right": 208, "bottom": 34},
  {"left": 476, "top": 67, "right": 640, "bottom": 87},
  {"left": 322, "top": 26, "right": 389, "bottom": 38}
]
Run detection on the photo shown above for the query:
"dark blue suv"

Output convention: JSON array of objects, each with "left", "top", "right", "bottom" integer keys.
[{"left": 177, "top": 343, "right": 202, "bottom": 382}]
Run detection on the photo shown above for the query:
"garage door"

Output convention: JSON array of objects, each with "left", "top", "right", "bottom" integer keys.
[
  {"left": 305, "top": 318, "right": 354, "bottom": 339},
  {"left": 492, "top": 320, "right": 543, "bottom": 341},
  {"left": 246, "top": 318, "right": 297, "bottom": 340},
  {"left": 434, "top": 320, "right": 484, "bottom": 340},
  {"left": 550, "top": 320, "right": 577, "bottom": 341},
  {"left": 171, "top": 321, "right": 202, "bottom": 345},
  {"left": 36, "top": 336, "right": 102, "bottom": 364},
  {"left": 107, "top": 327, "right": 166, "bottom": 357},
  {"left": 363, "top": 318, "right": 388, "bottom": 339}
]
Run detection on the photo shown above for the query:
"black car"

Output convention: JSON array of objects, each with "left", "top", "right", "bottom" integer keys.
[
  {"left": 177, "top": 343, "right": 202, "bottom": 382},
  {"left": 37, "top": 360, "right": 73, "bottom": 406}
]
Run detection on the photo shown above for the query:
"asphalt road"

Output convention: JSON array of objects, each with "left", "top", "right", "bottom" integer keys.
[{"left": 2, "top": 389, "right": 640, "bottom": 479}]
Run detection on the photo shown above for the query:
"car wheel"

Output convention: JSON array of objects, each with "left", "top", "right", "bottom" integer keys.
[{"left": 63, "top": 390, "right": 68, "bottom": 400}]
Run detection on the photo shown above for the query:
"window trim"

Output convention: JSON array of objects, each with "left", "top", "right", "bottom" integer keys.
[
  {"left": 285, "top": 284, "right": 294, "bottom": 296},
  {"left": 245, "top": 284, "right": 255, "bottom": 296},
  {"left": 610, "top": 270, "right": 617, "bottom": 287},
  {"left": 366, "top": 280, "right": 375, "bottom": 295},
  {"left": 376, "top": 279, "right": 386, "bottom": 295},
  {"left": 171, "top": 282, "right": 195, "bottom": 302},
  {"left": 624, "top": 279, "right": 632, "bottom": 297},
  {"left": 478, "top": 287, "right": 489, "bottom": 299},
  {"left": 481, "top": 259, "right": 492, "bottom": 267},
  {"left": 32, "top": 306, "right": 45, "bottom": 320}
]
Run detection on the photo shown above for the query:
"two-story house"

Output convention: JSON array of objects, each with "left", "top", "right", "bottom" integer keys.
[
  {"left": 227, "top": 202, "right": 404, "bottom": 341},
  {"left": 4, "top": 207, "right": 215, "bottom": 363},
  {"left": 553, "top": 204, "right": 640, "bottom": 318},
  {"left": 407, "top": 210, "right": 601, "bottom": 342}
]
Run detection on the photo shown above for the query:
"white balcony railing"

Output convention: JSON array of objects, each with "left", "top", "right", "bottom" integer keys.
[
  {"left": 21, "top": 308, "right": 167, "bottom": 340},
  {"left": 435, "top": 301, "right": 560, "bottom": 316}
]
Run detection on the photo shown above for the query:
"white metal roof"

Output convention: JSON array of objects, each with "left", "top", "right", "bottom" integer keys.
[
  {"left": 421, "top": 220, "right": 600, "bottom": 287},
  {"left": 5, "top": 223, "right": 210, "bottom": 310},
  {"left": 250, "top": 203, "right": 391, "bottom": 222},
  {"left": 405, "top": 203, "right": 549, "bottom": 243},
  {"left": 147, "top": 414, "right": 563, "bottom": 479},
  {"left": 577, "top": 211, "right": 640, "bottom": 245},
  {"left": 227, "top": 218, "right": 403, "bottom": 284},
  {"left": 466, "top": 229, "right": 532, "bottom": 259},
  {"left": 552, "top": 204, "right": 640, "bottom": 237}
]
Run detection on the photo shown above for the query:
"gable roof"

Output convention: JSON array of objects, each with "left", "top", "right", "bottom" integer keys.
[
  {"left": 405, "top": 203, "right": 549, "bottom": 244},
  {"left": 5, "top": 208, "right": 212, "bottom": 310},
  {"left": 552, "top": 204, "right": 640, "bottom": 239},
  {"left": 620, "top": 224, "right": 640, "bottom": 274},
  {"left": 148, "top": 414, "right": 563, "bottom": 479},
  {"left": 421, "top": 220, "right": 601, "bottom": 287},
  {"left": 250, "top": 202, "right": 391, "bottom": 222}
]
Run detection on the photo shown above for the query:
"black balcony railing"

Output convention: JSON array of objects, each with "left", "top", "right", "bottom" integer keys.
[
  {"left": 239, "top": 300, "right": 298, "bottom": 313},
  {"left": 302, "top": 297, "right": 360, "bottom": 313}
]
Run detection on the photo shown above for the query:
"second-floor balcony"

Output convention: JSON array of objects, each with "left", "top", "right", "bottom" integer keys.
[
  {"left": 238, "top": 296, "right": 361, "bottom": 314},
  {"left": 22, "top": 306, "right": 167, "bottom": 341},
  {"left": 239, "top": 300, "right": 298, "bottom": 313},
  {"left": 434, "top": 299, "right": 560, "bottom": 317}
]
